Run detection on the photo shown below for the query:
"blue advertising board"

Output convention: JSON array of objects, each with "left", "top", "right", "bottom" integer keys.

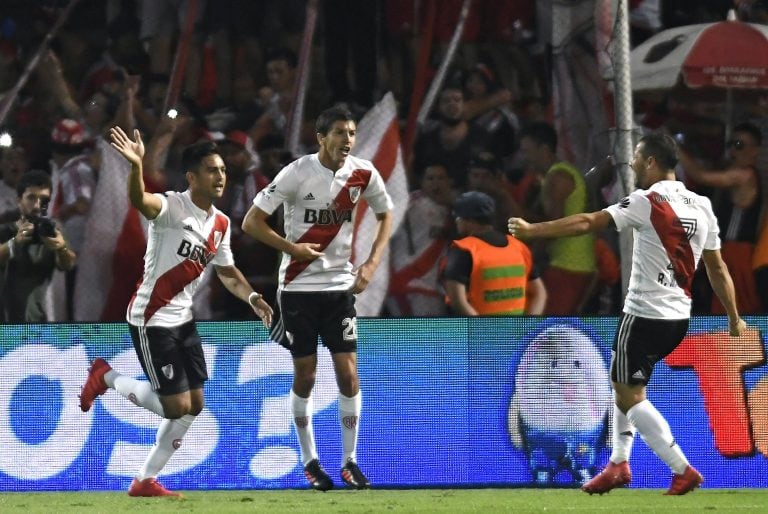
[{"left": 0, "top": 317, "right": 766, "bottom": 491}]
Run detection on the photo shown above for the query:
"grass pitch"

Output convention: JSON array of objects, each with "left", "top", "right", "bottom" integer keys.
[{"left": 1, "top": 488, "right": 766, "bottom": 513}]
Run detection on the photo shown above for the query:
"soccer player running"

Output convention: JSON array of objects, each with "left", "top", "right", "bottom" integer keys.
[
  {"left": 242, "top": 105, "right": 393, "bottom": 491},
  {"left": 508, "top": 133, "right": 747, "bottom": 495},
  {"left": 79, "top": 127, "right": 273, "bottom": 497}
]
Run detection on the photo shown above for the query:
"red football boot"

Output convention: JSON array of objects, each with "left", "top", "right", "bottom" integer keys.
[
  {"left": 664, "top": 465, "right": 703, "bottom": 495},
  {"left": 581, "top": 461, "right": 632, "bottom": 495},
  {"left": 128, "top": 477, "right": 183, "bottom": 498},
  {"left": 79, "top": 358, "right": 111, "bottom": 412}
]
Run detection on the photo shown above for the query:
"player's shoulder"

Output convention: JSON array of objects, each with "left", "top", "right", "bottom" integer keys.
[
  {"left": 209, "top": 203, "right": 232, "bottom": 222},
  {"left": 346, "top": 154, "right": 374, "bottom": 167},
  {"left": 346, "top": 154, "right": 378, "bottom": 172},
  {"left": 160, "top": 190, "right": 183, "bottom": 205},
  {"left": 273, "top": 154, "right": 315, "bottom": 182},
  {"left": 289, "top": 153, "right": 318, "bottom": 171},
  {"left": 611, "top": 188, "right": 648, "bottom": 210},
  {"left": 679, "top": 184, "right": 713, "bottom": 207}
]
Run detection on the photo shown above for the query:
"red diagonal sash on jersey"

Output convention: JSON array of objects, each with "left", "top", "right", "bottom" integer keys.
[
  {"left": 648, "top": 192, "right": 695, "bottom": 297},
  {"left": 284, "top": 169, "right": 372, "bottom": 285},
  {"left": 142, "top": 214, "right": 229, "bottom": 323}
]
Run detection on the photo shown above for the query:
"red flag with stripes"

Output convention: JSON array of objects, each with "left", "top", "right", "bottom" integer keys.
[
  {"left": 350, "top": 92, "right": 408, "bottom": 316},
  {"left": 73, "top": 139, "right": 146, "bottom": 321}
]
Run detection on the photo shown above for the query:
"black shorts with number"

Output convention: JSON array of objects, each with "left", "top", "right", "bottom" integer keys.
[
  {"left": 129, "top": 320, "right": 209, "bottom": 395},
  {"left": 611, "top": 313, "right": 689, "bottom": 385},
  {"left": 269, "top": 291, "right": 358, "bottom": 358}
]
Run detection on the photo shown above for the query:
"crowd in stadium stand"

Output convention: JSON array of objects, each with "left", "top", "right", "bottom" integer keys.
[{"left": 1, "top": 0, "right": 768, "bottom": 321}]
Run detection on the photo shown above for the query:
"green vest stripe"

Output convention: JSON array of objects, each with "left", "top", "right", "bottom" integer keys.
[
  {"left": 484, "top": 287, "right": 525, "bottom": 303},
  {"left": 482, "top": 265, "right": 526, "bottom": 279}
]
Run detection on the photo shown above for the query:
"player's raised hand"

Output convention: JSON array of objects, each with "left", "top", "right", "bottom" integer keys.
[
  {"left": 110, "top": 126, "right": 145, "bottom": 166},
  {"left": 292, "top": 242, "right": 325, "bottom": 261}
]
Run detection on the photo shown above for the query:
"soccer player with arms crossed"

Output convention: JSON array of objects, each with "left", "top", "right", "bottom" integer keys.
[
  {"left": 242, "top": 105, "right": 393, "bottom": 491},
  {"left": 79, "top": 127, "right": 273, "bottom": 497},
  {"left": 508, "top": 133, "right": 747, "bottom": 495}
]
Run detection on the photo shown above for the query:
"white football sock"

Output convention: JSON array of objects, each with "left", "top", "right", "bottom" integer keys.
[
  {"left": 339, "top": 391, "right": 362, "bottom": 465},
  {"left": 290, "top": 390, "right": 318, "bottom": 466},
  {"left": 106, "top": 370, "right": 165, "bottom": 417},
  {"left": 136, "top": 414, "right": 195, "bottom": 480},
  {"left": 610, "top": 404, "right": 636, "bottom": 464},
  {"left": 627, "top": 400, "right": 689, "bottom": 474}
]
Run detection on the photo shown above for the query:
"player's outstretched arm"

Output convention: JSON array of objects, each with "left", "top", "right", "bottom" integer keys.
[
  {"left": 702, "top": 249, "right": 746, "bottom": 336},
  {"left": 109, "top": 126, "right": 162, "bottom": 220},
  {"left": 215, "top": 264, "right": 273, "bottom": 327},
  {"left": 508, "top": 211, "right": 612, "bottom": 239}
]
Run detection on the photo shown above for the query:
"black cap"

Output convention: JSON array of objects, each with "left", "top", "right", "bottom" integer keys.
[{"left": 453, "top": 191, "right": 495, "bottom": 219}]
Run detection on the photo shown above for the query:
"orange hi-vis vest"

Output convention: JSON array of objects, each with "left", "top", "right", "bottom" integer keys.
[{"left": 453, "top": 235, "right": 532, "bottom": 315}]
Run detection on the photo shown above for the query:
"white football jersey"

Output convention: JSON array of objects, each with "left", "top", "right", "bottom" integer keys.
[
  {"left": 253, "top": 153, "right": 393, "bottom": 291},
  {"left": 127, "top": 190, "right": 234, "bottom": 327},
  {"left": 604, "top": 180, "right": 720, "bottom": 319}
]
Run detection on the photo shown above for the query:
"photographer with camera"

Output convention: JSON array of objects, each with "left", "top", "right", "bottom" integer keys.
[{"left": 0, "top": 170, "right": 76, "bottom": 322}]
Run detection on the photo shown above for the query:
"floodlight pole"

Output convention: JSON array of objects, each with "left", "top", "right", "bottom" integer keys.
[{"left": 612, "top": 0, "right": 636, "bottom": 295}]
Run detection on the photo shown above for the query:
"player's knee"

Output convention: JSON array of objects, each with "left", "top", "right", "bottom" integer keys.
[
  {"left": 337, "top": 373, "right": 359, "bottom": 397},
  {"left": 162, "top": 404, "right": 187, "bottom": 419},
  {"left": 293, "top": 375, "right": 315, "bottom": 397},
  {"left": 293, "top": 366, "right": 316, "bottom": 387},
  {"left": 189, "top": 399, "right": 204, "bottom": 416},
  {"left": 161, "top": 398, "right": 194, "bottom": 419}
]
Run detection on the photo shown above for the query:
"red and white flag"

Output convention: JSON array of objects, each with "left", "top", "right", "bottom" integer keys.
[
  {"left": 73, "top": 139, "right": 147, "bottom": 321},
  {"left": 350, "top": 92, "right": 408, "bottom": 316}
]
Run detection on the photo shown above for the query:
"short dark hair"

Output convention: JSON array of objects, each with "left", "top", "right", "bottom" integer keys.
[
  {"left": 520, "top": 122, "right": 558, "bottom": 152},
  {"left": 265, "top": 47, "right": 298, "bottom": 69},
  {"left": 181, "top": 141, "right": 219, "bottom": 173},
  {"left": 414, "top": 161, "right": 450, "bottom": 184},
  {"left": 733, "top": 121, "right": 763, "bottom": 146},
  {"left": 638, "top": 132, "right": 678, "bottom": 170},
  {"left": 17, "top": 169, "right": 52, "bottom": 198},
  {"left": 440, "top": 82, "right": 464, "bottom": 99},
  {"left": 315, "top": 105, "right": 355, "bottom": 136}
]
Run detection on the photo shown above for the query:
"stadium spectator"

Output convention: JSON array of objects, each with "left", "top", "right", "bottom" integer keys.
[
  {"left": 249, "top": 47, "right": 297, "bottom": 148},
  {"left": 444, "top": 190, "right": 545, "bottom": 315},
  {"left": 387, "top": 162, "right": 454, "bottom": 316},
  {"left": 411, "top": 83, "right": 493, "bottom": 190},
  {"left": 462, "top": 63, "right": 518, "bottom": 161},
  {"left": 508, "top": 132, "right": 747, "bottom": 496},
  {"left": 677, "top": 121, "right": 764, "bottom": 314},
  {"left": 0, "top": 143, "right": 28, "bottom": 219},
  {"left": 79, "top": 129, "right": 272, "bottom": 497},
  {"left": 49, "top": 118, "right": 96, "bottom": 320},
  {"left": 139, "top": 0, "right": 205, "bottom": 102},
  {"left": 0, "top": 169, "right": 75, "bottom": 322},
  {"left": 466, "top": 150, "right": 523, "bottom": 233},
  {"left": 519, "top": 121, "right": 596, "bottom": 315}
]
